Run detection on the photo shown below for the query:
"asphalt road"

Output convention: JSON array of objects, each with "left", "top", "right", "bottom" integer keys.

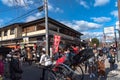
[
  {"left": 21, "top": 63, "right": 41, "bottom": 80},
  {"left": 4, "top": 60, "right": 120, "bottom": 80},
  {"left": 4, "top": 62, "right": 42, "bottom": 80}
]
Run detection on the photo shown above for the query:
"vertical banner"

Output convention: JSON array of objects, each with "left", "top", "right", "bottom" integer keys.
[{"left": 53, "top": 35, "right": 61, "bottom": 54}]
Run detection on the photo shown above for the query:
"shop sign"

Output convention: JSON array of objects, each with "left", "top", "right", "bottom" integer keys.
[
  {"left": 53, "top": 35, "right": 61, "bottom": 54},
  {"left": 23, "top": 37, "right": 29, "bottom": 43}
]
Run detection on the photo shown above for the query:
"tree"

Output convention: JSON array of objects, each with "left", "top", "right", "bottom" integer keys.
[{"left": 91, "top": 38, "right": 99, "bottom": 47}]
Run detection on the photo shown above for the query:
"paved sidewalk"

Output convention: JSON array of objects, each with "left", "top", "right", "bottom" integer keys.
[
  {"left": 106, "top": 59, "right": 120, "bottom": 80},
  {"left": 83, "top": 58, "right": 120, "bottom": 80}
]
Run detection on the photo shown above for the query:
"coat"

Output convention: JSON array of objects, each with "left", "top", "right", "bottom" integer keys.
[
  {"left": 0, "top": 60, "right": 4, "bottom": 76},
  {"left": 9, "top": 58, "right": 23, "bottom": 80}
]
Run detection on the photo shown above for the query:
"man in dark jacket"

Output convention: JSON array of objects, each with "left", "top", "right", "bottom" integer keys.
[{"left": 9, "top": 53, "right": 23, "bottom": 80}]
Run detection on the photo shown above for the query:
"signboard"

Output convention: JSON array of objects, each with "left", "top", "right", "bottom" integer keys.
[
  {"left": 53, "top": 35, "right": 61, "bottom": 54},
  {"left": 104, "top": 27, "right": 115, "bottom": 42},
  {"left": 23, "top": 37, "right": 29, "bottom": 43},
  {"left": 104, "top": 27, "right": 114, "bottom": 34}
]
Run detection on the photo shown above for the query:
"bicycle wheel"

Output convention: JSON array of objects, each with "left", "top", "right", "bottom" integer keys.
[
  {"left": 55, "top": 67, "right": 68, "bottom": 80},
  {"left": 47, "top": 70, "right": 57, "bottom": 80},
  {"left": 71, "top": 65, "right": 84, "bottom": 80}
]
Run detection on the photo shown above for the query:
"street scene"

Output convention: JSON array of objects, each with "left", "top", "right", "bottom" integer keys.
[{"left": 0, "top": 0, "right": 120, "bottom": 80}]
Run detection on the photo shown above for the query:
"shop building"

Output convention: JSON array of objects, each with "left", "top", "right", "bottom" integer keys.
[{"left": 0, "top": 17, "right": 83, "bottom": 48}]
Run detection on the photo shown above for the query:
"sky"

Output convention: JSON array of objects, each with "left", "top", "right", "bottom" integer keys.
[{"left": 0, "top": 0, "right": 119, "bottom": 40}]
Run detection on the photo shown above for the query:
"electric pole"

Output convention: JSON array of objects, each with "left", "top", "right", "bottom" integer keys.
[
  {"left": 44, "top": 0, "right": 50, "bottom": 55},
  {"left": 118, "top": 0, "right": 120, "bottom": 41}
]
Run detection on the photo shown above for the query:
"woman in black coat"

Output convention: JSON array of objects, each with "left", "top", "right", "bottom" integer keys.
[{"left": 9, "top": 53, "right": 23, "bottom": 80}]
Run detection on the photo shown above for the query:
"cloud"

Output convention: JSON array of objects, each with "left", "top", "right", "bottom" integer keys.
[
  {"left": 91, "top": 17, "right": 111, "bottom": 23},
  {"left": 55, "top": 7, "right": 63, "bottom": 13},
  {"left": 60, "top": 14, "right": 119, "bottom": 40},
  {"left": 25, "top": 12, "right": 43, "bottom": 22},
  {"left": 48, "top": 3, "right": 54, "bottom": 11},
  {"left": 79, "top": 0, "right": 89, "bottom": 8},
  {"left": 111, "top": 10, "right": 118, "bottom": 17},
  {"left": 1, "top": 0, "right": 34, "bottom": 7},
  {"left": 0, "top": 19, "right": 3, "bottom": 25},
  {"left": 48, "top": 3, "right": 63, "bottom": 13},
  {"left": 115, "top": 1, "right": 118, "bottom": 7},
  {"left": 61, "top": 20, "right": 102, "bottom": 31},
  {"left": 81, "top": 31, "right": 104, "bottom": 39},
  {"left": 94, "top": 0, "right": 110, "bottom": 7}
]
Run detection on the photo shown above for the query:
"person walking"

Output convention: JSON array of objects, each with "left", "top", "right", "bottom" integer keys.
[
  {"left": 9, "top": 53, "right": 23, "bottom": 80},
  {"left": 39, "top": 50, "right": 52, "bottom": 80},
  {"left": 26, "top": 47, "right": 32, "bottom": 65},
  {"left": 108, "top": 47, "right": 116, "bottom": 72},
  {"left": 97, "top": 50, "right": 106, "bottom": 78}
]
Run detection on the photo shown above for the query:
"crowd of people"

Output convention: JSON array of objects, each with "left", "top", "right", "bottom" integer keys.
[{"left": 0, "top": 41, "right": 118, "bottom": 80}]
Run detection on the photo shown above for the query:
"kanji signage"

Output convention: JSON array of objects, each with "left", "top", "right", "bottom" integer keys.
[{"left": 53, "top": 35, "right": 61, "bottom": 54}]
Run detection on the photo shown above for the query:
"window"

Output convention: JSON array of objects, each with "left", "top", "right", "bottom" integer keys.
[
  {"left": 4, "top": 30, "right": 7, "bottom": 36},
  {"left": 37, "top": 24, "right": 45, "bottom": 30},
  {"left": 10, "top": 28, "right": 15, "bottom": 35},
  {"left": 22, "top": 27, "right": 27, "bottom": 33},
  {"left": 22, "top": 26, "right": 36, "bottom": 33}
]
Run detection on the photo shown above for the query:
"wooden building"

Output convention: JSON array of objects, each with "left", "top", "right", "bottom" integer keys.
[{"left": 0, "top": 17, "right": 83, "bottom": 48}]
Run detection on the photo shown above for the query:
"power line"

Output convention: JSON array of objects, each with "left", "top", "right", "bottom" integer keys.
[{"left": 2, "top": 6, "right": 44, "bottom": 27}]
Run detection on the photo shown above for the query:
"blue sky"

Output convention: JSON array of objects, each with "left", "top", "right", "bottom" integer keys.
[{"left": 0, "top": 0, "right": 119, "bottom": 40}]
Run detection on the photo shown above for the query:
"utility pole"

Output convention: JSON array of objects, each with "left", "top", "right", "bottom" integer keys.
[
  {"left": 118, "top": 0, "right": 120, "bottom": 41},
  {"left": 44, "top": 0, "right": 50, "bottom": 55}
]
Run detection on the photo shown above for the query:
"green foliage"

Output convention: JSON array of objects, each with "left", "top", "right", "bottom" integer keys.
[{"left": 91, "top": 38, "right": 99, "bottom": 47}]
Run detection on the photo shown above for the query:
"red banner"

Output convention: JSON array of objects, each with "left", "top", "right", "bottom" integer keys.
[{"left": 53, "top": 35, "right": 61, "bottom": 54}]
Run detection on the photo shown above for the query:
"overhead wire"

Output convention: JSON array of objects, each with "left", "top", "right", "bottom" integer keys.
[
  {"left": 2, "top": 5, "right": 44, "bottom": 27},
  {"left": 1, "top": 0, "right": 44, "bottom": 27}
]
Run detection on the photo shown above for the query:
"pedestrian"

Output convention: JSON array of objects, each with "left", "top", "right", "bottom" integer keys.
[
  {"left": 39, "top": 50, "right": 52, "bottom": 80},
  {"left": 9, "top": 53, "right": 23, "bottom": 80},
  {"left": 26, "top": 47, "right": 32, "bottom": 65},
  {"left": 102, "top": 44, "right": 108, "bottom": 57},
  {"left": 97, "top": 50, "right": 106, "bottom": 78},
  {"left": 88, "top": 43, "right": 97, "bottom": 78},
  {"left": 0, "top": 54, "right": 4, "bottom": 80},
  {"left": 108, "top": 47, "right": 115, "bottom": 72}
]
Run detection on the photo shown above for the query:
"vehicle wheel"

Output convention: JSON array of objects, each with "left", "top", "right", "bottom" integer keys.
[{"left": 71, "top": 65, "right": 84, "bottom": 80}]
